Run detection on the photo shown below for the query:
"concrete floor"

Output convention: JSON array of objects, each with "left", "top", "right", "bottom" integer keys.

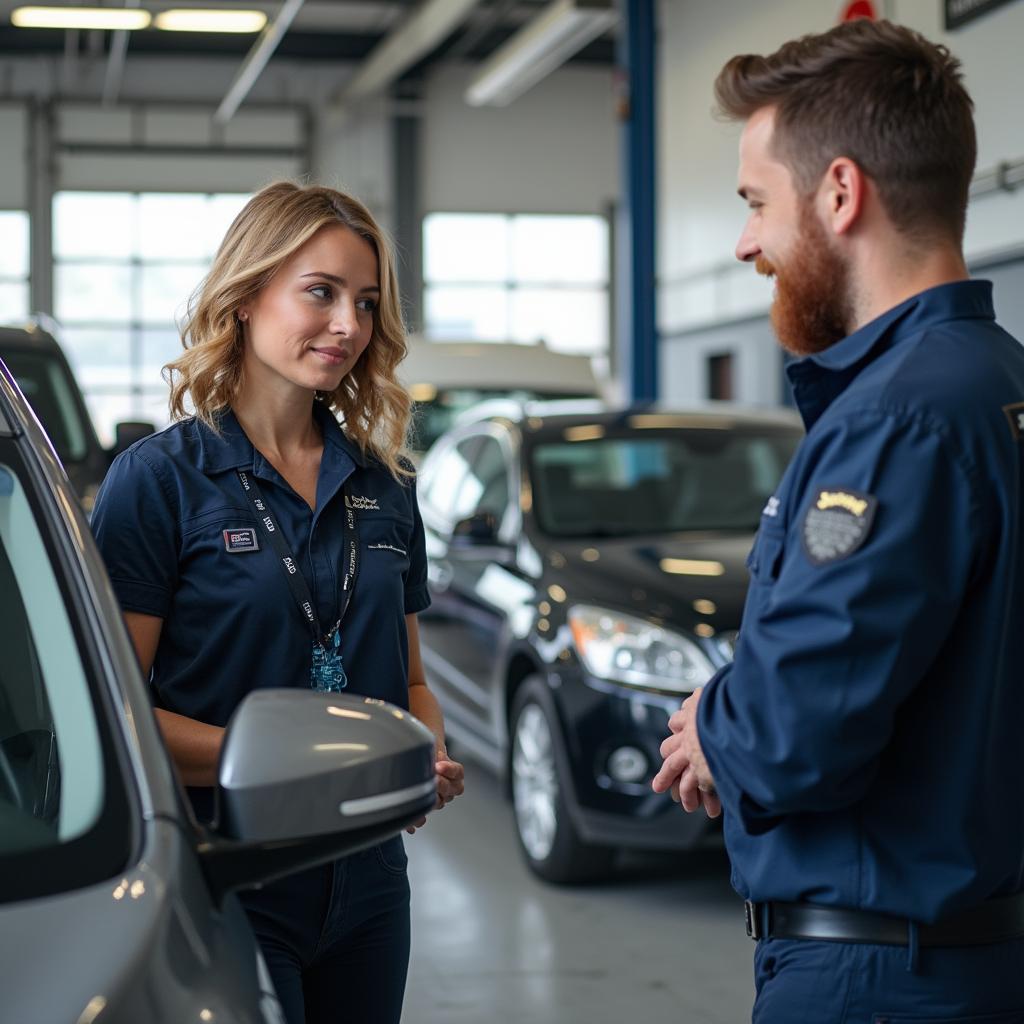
[{"left": 403, "top": 766, "right": 754, "bottom": 1024}]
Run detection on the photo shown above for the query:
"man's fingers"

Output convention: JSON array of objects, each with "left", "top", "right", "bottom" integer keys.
[
  {"left": 703, "top": 791, "right": 723, "bottom": 819},
  {"left": 651, "top": 750, "right": 690, "bottom": 793},
  {"left": 679, "top": 767, "right": 704, "bottom": 813}
]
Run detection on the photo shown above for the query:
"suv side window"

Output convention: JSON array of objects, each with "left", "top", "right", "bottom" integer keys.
[{"left": 460, "top": 435, "right": 511, "bottom": 530}]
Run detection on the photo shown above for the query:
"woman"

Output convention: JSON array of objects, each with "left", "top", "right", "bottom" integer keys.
[{"left": 91, "top": 181, "right": 465, "bottom": 1024}]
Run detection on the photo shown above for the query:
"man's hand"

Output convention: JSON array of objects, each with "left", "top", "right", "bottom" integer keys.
[{"left": 651, "top": 688, "right": 721, "bottom": 819}]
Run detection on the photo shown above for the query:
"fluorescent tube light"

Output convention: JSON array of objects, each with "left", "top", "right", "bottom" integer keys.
[
  {"left": 12, "top": 6, "right": 152, "bottom": 30},
  {"left": 465, "top": 0, "right": 617, "bottom": 107},
  {"left": 154, "top": 9, "right": 268, "bottom": 33}
]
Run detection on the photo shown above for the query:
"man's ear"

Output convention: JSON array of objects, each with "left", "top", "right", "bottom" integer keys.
[{"left": 820, "top": 157, "right": 866, "bottom": 237}]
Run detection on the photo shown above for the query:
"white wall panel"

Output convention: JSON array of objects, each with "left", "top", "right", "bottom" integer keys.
[
  {"left": 421, "top": 63, "right": 617, "bottom": 214},
  {"left": 0, "top": 104, "right": 28, "bottom": 209}
]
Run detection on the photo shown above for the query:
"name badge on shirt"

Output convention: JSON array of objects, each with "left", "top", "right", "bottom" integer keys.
[{"left": 223, "top": 527, "right": 259, "bottom": 553}]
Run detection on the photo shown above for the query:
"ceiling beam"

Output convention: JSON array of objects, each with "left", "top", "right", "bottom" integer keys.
[
  {"left": 215, "top": 0, "right": 305, "bottom": 125},
  {"left": 333, "top": 0, "right": 480, "bottom": 106}
]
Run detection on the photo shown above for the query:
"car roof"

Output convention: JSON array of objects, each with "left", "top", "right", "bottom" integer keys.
[
  {"left": 452, "top": 398, "right": 804, "bottom": 436},
  {"left": 0, "top": 323, "right": 65, "bottom": 356}
]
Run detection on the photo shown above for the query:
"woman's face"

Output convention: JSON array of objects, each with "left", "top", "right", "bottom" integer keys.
[{"left": 239, "top": 223, "right": 379, "bottom": 397}]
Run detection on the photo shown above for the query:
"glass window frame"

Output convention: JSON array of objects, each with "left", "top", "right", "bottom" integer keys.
[
  {"left": 0, "top": 438, "right": 136, "bottom": 904},
  {"left": 0, "top": 210, "right": 31, "bottom": 323},
  {"left": 421, "top": 211, "right": 611, "bottom": 354}
]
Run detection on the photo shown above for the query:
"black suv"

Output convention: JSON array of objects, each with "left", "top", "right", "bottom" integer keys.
[
  {"left": 0, "top": 323, "right": 153, "bottom": 512},
  {"left": 416, "top": 401, "right": 802, "bottom": 882}
]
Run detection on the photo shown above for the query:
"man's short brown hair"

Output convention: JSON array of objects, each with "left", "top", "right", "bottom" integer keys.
[{"left": 715, "top": 18, "right": 976, "bottom": 245}]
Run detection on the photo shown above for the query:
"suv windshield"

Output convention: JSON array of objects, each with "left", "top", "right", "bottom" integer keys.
[
  {"left": 412, "top": 389, "right": 588, "bottom": 453},
  {"left": 0, "top": 450, "right": 130, "bottom": 901},
  {"left": 530, "top": 428, "right": 801, "bottom": 537},
  {"left": 2, "top": 350, "right": 90, "bottom": 464}
]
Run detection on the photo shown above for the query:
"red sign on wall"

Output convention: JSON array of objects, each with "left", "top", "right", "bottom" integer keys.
[{"left": 841, "top": 0, "right": 878, "bottom": 20}]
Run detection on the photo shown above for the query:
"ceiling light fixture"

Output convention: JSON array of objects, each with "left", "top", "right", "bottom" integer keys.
[
  {"left": 465, "top": 0, "right": 617, "bottom": 108},
  {"left": 11, "top": 6, "right": 152, "bottom": 30},
  {"left": 154, "top": 9, "right": 268, "bottom": 33}
]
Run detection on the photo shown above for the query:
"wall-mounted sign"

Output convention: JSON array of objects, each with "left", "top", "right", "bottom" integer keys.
[
  {"left": 840, "top": 0, "right": 877, "bottom": 20},
  {"left": 945, "top": 0, "right": 1020, "bottom": 30}
]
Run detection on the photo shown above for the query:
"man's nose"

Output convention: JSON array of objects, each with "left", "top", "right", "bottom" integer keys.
[{"left": 735, "top": 220, "right": 760, "bottom": 263}]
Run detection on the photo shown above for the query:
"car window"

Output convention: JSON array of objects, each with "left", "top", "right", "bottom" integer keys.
[
  {"left": 421, "top": 436, "right": 481, "bottom": 522},
  {"left": 0, "top": 449, "right": 131, "bottom": 902},
  {"left": 529, "top": 429, "right": 801, "bottom": 537},
  {"left": 2, "top": 350, "right": 90, "bottom": 463},
  {"left": 460, "top": 435, "right": 510, "bottom": 523}
]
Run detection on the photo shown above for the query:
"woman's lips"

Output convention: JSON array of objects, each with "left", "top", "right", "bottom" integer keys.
[{"left": 311, "top": 347, "right": 348, "bottom": 365}]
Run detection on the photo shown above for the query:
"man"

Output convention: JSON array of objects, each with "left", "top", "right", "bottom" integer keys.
[{"left": 652, "top": 18, "right": 1024, "bottom": 1021}]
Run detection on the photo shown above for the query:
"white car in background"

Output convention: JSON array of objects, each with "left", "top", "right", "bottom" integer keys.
[{"left": 401, "top": 339, "right": 603, "bottom": 457}]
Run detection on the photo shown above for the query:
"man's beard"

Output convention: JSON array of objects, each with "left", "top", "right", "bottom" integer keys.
[{"left": 757, "top": 204, "right": 854, "bottom": 357}]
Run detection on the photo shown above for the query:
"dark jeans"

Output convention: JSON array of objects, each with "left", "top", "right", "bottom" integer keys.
[
  {"left": 240, "top": 836, "right": 411, "bottom": 1024},
  {"left": 752, "top": 934, "right": 1024, "bottom": 1023}
]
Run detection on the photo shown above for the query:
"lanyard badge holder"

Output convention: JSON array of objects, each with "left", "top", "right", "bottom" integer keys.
[{"left": 237, "top": 469, "right": 359, "bottom": 692}]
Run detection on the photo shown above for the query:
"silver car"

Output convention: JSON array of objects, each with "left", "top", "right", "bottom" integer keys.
[{"left": 0, "top": 359, "right": 437, "bottom": 1022}]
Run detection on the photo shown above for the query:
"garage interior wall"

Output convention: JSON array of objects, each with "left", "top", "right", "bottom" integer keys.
[{"left": 658, "top": 0, "right": 1024, "bottom": 407}]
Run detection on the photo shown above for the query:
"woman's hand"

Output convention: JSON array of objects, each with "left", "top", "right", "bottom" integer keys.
[{"left": 406, "top": 752, "right": 465, "bottom": 833}]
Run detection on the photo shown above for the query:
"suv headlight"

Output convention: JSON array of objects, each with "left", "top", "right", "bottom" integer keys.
[{"left": 567, "top": 604, "right": 715, "bottom": 694}]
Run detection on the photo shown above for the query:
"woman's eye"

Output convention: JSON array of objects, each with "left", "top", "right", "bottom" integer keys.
[
  {"left": 309, "top": 285, "right": 332, "bottom": 300},
  {"left": 357, "top": 298, "right": 378, "bottom": 313}
]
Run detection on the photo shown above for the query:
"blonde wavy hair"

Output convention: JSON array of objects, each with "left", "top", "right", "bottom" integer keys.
[{"left": 165, "top": 181, "right": 413, "bottom": 480}]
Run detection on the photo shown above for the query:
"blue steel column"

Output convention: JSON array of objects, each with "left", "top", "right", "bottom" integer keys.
[{"left": 615, "top": 0, "right": 657, "bottom": 403}]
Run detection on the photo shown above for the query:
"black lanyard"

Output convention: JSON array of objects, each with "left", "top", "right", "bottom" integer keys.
[{"left": 236, "top": 469, "right": 359, "bottom": 643}]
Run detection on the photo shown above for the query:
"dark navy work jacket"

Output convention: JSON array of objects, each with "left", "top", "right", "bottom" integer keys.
[
  {"left": 92, "top": 402, "right": 429, "bottom": 820},
  {"left": 699, "top": 281, "right": 1024, "bottom": 922}
]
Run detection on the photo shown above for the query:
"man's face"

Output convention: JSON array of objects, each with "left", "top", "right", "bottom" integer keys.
[{"left": 735, "top": 107, "right": 852, "bottom": 355}]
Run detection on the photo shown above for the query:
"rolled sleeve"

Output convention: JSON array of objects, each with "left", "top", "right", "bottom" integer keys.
[
  {"left": 91, "top": 447, "right": 180, "bottom": 619},
  {"left": 402, "top": 478, "right": 431, "bottom": 615},
  {"left": 698, "top": 407, "right": 984, "bottom": 832}
]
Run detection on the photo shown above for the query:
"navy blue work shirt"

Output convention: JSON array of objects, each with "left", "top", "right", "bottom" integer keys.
[
  {"left": 92, "top": 401, "right": 430, "bottom": 820},
  {"left": 698, "top": 281, "right": 1024, "bottom": 922}
]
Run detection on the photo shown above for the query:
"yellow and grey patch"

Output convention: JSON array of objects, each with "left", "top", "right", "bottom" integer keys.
[{"left": 802, "top": 487, "right": 877, "bottom": 566}]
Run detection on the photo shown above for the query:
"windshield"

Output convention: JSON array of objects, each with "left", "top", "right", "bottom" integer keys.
[
  {"left": 530, "top": 428, "right": 801, "bottom": 537},
  {"left": 0, "top": 450, "right": 130, "bottom": 902},
  {"left": 412, "top": 389, "right": 589, "bottom": 453},
  {"left": 3, "top": 350, "right": 91, "bottom": 463}
]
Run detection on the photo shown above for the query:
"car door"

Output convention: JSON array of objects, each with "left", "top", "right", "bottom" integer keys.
[{"left": 418, "top": 427, "right": 520, "bottom": 753}]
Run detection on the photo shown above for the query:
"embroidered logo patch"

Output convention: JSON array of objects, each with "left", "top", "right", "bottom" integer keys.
[
  {"left": 1003, "top": 402, "right": 1024, "bottom": 441},
  {"left": 223, "top": 527, "right": 259, "bottom": 553},
  {"left": 802, "top": 488, "right": 877, "bottom": 566},
  {"left": 762, "top": 495, "right": 780, "bottom": 518},
  {"left": 346, "top": 495, "right": 380, "bottom": 511}
]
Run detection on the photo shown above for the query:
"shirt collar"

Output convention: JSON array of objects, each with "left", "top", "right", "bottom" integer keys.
[
  {"left": 195, "top": 401, "right": 368, "bottom": 476},
  {"left": 786, "top": 280, "right": 995, "bottom": 428}
]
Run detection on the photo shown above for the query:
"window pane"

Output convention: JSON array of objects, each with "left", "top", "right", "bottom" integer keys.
[
  {"left": 424, "top": 286, "right": 509, "bottom": 341},
  {"left": 140, "top": 327, "right": 183, "bottom": 382},
  {"left": 139, "top": 263, "right": 202, "bottom": 324},
  {"left": 423, "top": 214, "right": 509, "bottom": 284},
  {"left": 510, "top": 288, "right": 607, "bottom": 353},
  {"left": 138, "top": 194, "right": 217, "bottom": 260},
  {"left": 0, "top": 282, "right": 29, "bottom": 323},
  {"left": 0, "top": 211, "right": 30, "bottom": 278},
  {"left": 55, "top": 264, "right": 132, "bottom": 322},
  {"left": 206, "top": 194, "right": 250, "bottom": 255},
  {"left": 53, "top": 193, "right": 135, "bottom": 259},
  {"left": 61, "top": 327, "right": 131, "bottom": 378},
  {"left": 511, "top": 215, "right": 608, "bottom": 285},
  {"left": 0, "top": 462, "right": 105, "bottom": 849}
]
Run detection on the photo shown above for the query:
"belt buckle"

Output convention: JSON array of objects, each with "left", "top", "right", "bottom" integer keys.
[{"left": 745, "top": 900, "right": 762, "bottom": 940}]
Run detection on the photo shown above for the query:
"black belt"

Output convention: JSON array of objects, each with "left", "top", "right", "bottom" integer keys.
[{"left": 745, "top": 894, "right": 1024, "bottom": 947}]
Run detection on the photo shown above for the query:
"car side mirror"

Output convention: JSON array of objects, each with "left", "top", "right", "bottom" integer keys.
[
  {"left": 199, "top": 690, "right": 435, "bottom": 902},
  {"left": 450, "top": 511, "right": 500, "bottom": 547},
  {"left": 111, "top": 420, "right": 156, "bottom": 456}
]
